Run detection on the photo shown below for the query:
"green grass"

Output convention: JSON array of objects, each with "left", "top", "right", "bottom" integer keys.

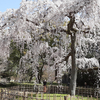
[
  {"left": 31, "top": 93, "right": 100, "bottom": 100},
  {"left": 0, "top": 91, "right": 99, "bottom": 100}
]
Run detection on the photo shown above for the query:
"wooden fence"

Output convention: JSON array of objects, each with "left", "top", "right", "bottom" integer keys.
[
  {"left": 0, "top": 88, "right": 46, "bottom": 100},
  {"left": 0, "top": 88, "right": 99, "bottom": 100},
  {"left": 8, "top": 85, "right": 100, "bottom": 97}
]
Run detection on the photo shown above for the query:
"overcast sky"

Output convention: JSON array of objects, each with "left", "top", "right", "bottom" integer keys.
[{"left": 0, "top": 0, "right": 22, "bottom": 12}]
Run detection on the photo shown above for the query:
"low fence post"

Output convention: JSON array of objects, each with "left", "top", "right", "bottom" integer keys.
[
  {"left": 23, "top": 91, "right": 26, "bottom": 100},
  {"left": 87, "top": 95, "right": 89, "bottom": 100},
  {"left": 60, "top": 95, "right": 61, "bottom": 100},
  {"left": 91, "top": 95, "right": 92, "bottom": 100},
  {"left": 8, "top": 90, "right": 10, "bottom": 99},
  {"left": 64, "top": 96, "right": 68, "bottom": 100},
  {"left": 97, "top": 94, "right": 98, "bottom": 100},
  {"left": 1, "top": 89, "right": 3, "bottom": 100}
]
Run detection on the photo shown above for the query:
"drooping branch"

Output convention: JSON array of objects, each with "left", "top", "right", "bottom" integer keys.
[
  {"left": 45, "top": 0, "right": 91, "bottom": 22},
  {"left": 64, "top": 52, "right": 71, "bottom": 62},
  {"left": 66, "top": 0, "right": 91, "bottom": 17},
  {"left": 0, "top": 15, "right": 40, "bottom": 30},
  {"left": 55, "top": 51, "right": 71, "bottom": 66},
  {"left": 41, "top": 27, "right": 72, "bottom": 35}
]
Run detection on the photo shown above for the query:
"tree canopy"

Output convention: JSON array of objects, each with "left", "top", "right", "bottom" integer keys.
[{"left": 0, "top": 0, "right": 100, "bottom": 96}]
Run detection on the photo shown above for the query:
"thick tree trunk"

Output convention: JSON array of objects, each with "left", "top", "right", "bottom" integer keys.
[{"left": 70, "top": 33, "right": 77, "bottom": 96}]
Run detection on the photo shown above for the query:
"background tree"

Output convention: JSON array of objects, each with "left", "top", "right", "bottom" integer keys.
[{"left": 1, "top": 40, "right": 27, "bottom": 81}]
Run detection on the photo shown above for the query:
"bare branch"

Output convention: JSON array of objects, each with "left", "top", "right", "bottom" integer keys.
[
  {"left": 55, "top": 52, "right": 71, "bottom": 66},
  {"left": 42, "top": 27, "right": 72, "bottom": 35},
  {"left": 64, "top": 52, "right": 71, "bottom": 62},
  {"left": 0, "top": 15, "right": 40, "bottom": 30}
]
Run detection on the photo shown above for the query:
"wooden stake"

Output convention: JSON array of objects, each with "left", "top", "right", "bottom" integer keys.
[
  {"left": 18, "top": 92, "right": 20, "bottom": 100},
  {"left": 91, "top": 95, "right": 92, "bottom": 100},
  {"left": 82, "top": 96, "right": 83, "bottom": 100},
  {"left": 64, "top": 96, "right": 68, "bottom": 100},
  {"left": 53, "top": 94, "right": 55, "bottom": 100},
  {"left": 23, "top": 91, "right": 25, "bottom": 100},
  {"left": 1, "top": 89, "right": 3, "bottom": 100},
  {"left": 41, "top": 93, "right": 43, "bottom": 99},
  {"left": 77, "top": 96, "right": 79, "bottom": 100},
  {"left": 43, "top": 93, "right": 44, "bottom": 99},
  {"left": 87, "top": 95, "right": 89, "bottom": 100},
  {"left": 47, "top": 93, "right": 48, "bottom": 99},
  {"left": 97, "top": 94, "right": 98, "bottom": 100},
  {"left": 70, "top": 96, "right": 72, "bottom": 100},
  {"left": 31, "top": 93, "right": 32, "bottom": 100},
  {"left": 8, "top": 90, "right": 11, "bottom": 99},
  {"left": 60, "top": 95, "right": 61, "bottom": 100},
  {"left": 36, "top": 93, "right": 38, "bottom": 98},
  {"left": 21, "top": 94, "right": 23, "bottom": 100},
  {"left": 49, "top": 93, "right": 50, "bottom": 100}
]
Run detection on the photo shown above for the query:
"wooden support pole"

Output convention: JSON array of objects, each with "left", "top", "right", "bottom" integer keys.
[
  {"left": 47, "top": 93, "right": 48, "bottom": 100},
  {"left": 53, "top": 94, "right": 55, "bottom": 100},
  {"left": 23, "top": 91, "right": 25, "bottom": 100},
  {"left": 82, "top": 96, "right": 83, "bottom": 100},
  {"left": 43, "top": 93, "right": 44, "bottom": 99},
  {"left": 41, "top": 93, "right": 43, "bottom": 99},
  {"left": 87, "top": 95, "right": 89, "bottom": 100},
  {"left": 1, "top": 89, "right": 3, "bottom": 100},
  {"left": 49, "top": 93, "right": 50, "bottom": 100},
  {"left": 60, "top": 95, "right": 61, "bottom": 100},
  {"left": 64, "top": 96, "right": 68, "bottom": 100},
  {"left": 36, "top": 92, "right": 38, "bottom": 98},
  {"left": 31, "top": 92, "right": 33, "bottom": 100},
  {"left": 21, "top": 94, "right": 23, "bottom": 100},
  {"left": 97, "top": 94, "right": 98, "bottom": 100},
  {"left": 18, "top": 92, "right": 20, "bottom": 100},
  {"left": 26, "top": 92, "right": 27, "bottom": 100},
  {"left": 91, "top": 95, "right": 92, "bottom": 100},
  {"left": 70, "top": 96, "right": 72, "bottom": 100},
  {"left": 55, "top": 94, "right": 56, "bottom": 100},
  {"left": 8, "top": 90, "right": 10, "bottom": 99},
  {"left": 13, "top": 91, "right": 16, "bottom": 100},
  {"left": 77, "top": 96, "right": 79, "bottom": 100}
]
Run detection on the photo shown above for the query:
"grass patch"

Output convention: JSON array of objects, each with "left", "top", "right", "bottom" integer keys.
[{"left": 33, "top": 93, "right": 100, "bottom": 100}]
